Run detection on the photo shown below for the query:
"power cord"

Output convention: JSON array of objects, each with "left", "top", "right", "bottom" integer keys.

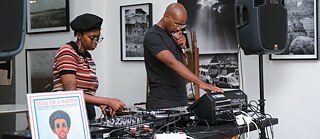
[
  {"left": 235, "top": 111, "right": 260, "bottom": 139},
  {"left": 150, "top": 116, "right": 182, "bottom": 138}
]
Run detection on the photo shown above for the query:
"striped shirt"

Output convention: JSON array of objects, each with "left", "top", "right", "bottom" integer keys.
[{"left": 52, "top": 41, "right": 99, "bottom": 96}]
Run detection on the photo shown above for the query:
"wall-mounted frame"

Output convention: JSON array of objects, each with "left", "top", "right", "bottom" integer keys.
[
  {"left": 178, "top": 0, "right": 238, "bottom": 54},
  {"left": 270, "top": 0, "right": 318, "bottom": 60},
  {"left": 199, "top": 53, "right": 239, "bottom": 89},
  {"left": 26, "top": 48, "right": 59, "bottom": 93},
  {"left": 27, "top": 0, "right": 69, "bottom": 34},
  {"left": 120, "top": 3, "right": 152, "bottom": 61}
]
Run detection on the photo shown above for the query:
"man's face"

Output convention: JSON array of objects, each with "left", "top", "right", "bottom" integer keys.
[
  {"left": 53, "top": 118, "right": 69, "bottom": 139},
  {"left": 168, "top": 15, "right": 187, "bottom": 33}
]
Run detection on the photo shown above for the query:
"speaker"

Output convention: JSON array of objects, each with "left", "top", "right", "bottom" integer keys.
[
  {"left": 235, "top": 0, "right": 288, "bottom": 55},
  {"left": 0, "top": 0, "right": 26, "bottom": 59}
]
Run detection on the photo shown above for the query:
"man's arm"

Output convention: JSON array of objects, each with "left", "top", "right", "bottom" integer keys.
[{"left": 156, "top": 50, "right": 223, "bottom": 93}]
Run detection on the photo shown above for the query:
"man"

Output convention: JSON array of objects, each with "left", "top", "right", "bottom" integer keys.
[
  {"left": 143, "top": 3, "right": 223, "bottom": 110},
  {"left": 49, "top": 110, "right": 71, "bottom": 139}
]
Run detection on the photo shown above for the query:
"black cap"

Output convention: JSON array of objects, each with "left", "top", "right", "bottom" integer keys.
[{"left": 70, "top": 13, "right": 103, "bottom": 32}]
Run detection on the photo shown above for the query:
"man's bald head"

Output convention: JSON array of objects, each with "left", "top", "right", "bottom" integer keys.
[
  {"left": 156, "top": 3, "right": 187, "bottom": 32},
  {"left": 165, "top": 3, "right": 187, "bottom": 19}
]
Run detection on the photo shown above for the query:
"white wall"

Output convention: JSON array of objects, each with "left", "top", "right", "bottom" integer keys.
[
  {"left": 241, "top": 54, "right": 320, "bottom": 139},
  {"left": 15, "top": 0, "right": 320, "bottom": 139}
]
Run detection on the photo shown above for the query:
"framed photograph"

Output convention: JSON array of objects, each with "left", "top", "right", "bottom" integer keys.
[
  {"left": 270, "top": 0, "right": 318, "bottom": 60},
  {"left": 199, "top": 53, "right": 239, "bottom": 89},
  {"left": 120, "top": 3, "right": 152, "bottom": 61},
  {"left": 178, "top": 0, "right": 238, "bottom": 54},
  {"left": 26, "top": 48, "right": 59, "bottom": 93},
  {"left": 27, "top": 0, "right": 69, "bottom": 34}
]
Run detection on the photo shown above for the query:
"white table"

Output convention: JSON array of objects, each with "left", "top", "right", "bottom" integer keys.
[{"left": 0, "top": 104, "right": 28, "bottom": 114}]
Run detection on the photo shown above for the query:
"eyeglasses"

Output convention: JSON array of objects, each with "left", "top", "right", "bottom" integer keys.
[
  {"left": 87, "top": 35, "right": 104, "bottom": 43},
  {"left": 168, "top": 16, "right": 187, "bottom": 29}
]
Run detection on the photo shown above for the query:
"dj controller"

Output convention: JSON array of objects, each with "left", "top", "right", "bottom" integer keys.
[
  {"left": 89, "top": 106, "right": 190, "bottom": 138},
  {"left": 89, "top": 90, "right": 248, "bottom": 138}
]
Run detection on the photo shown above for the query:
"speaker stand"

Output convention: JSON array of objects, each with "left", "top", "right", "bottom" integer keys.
[{"left": 258, "top": 55, "right": 268, "bottom": 139}]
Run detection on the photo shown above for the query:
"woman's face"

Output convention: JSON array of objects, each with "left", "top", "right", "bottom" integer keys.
[{"left": 78, "top": 30, "right": 102, "bottom": 51}]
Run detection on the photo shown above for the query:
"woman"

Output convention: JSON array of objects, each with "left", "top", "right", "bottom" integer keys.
[{"left": 52, "top": 13, "right": 126, "bottom": 120}]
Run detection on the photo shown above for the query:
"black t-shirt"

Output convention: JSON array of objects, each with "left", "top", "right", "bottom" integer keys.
[{"left": 143, "top": 25, "right": 187, "bottom": 108}]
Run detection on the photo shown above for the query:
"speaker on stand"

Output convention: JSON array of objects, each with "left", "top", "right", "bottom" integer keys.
[
  {"left": 235, "top": 0, "right": 287, "bottom": 138},
  {"left": 0, "top": 0, "right": 27, "bottom": 60}
]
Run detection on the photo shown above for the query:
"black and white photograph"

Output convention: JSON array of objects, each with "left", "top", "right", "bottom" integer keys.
[
  {"left": 199, "top": 53, "right": 239, "bottom": 89},
  {"left": 26, "top": 48, "right": 58, "bottom": 93},
  {"left": 178, "top": 0, "right": 238, "bottom": 54},
  {"left": 120, "top": 3, "right": 152, "bottom": 61},
  {"left": 270, "top": 0, "right": 318, "bottom": 60},
  {"left": 27, "top": 0, "right": 69, "bottom": 33},
  {"left": 0, "top": 60, "right": 12, "bottom": 85}
]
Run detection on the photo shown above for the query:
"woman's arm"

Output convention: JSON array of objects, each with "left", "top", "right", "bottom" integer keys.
[{"left": 60, "top": 74, "right": 126, "bottom": 111}]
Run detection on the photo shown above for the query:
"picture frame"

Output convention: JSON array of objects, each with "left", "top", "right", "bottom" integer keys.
[
  {"left": 27, "top": 0, "right": 70, "bottom": 34},
  {"left": 27, "top": 91, "right": 91, "bottom": 139},
  {"left": 26, "top": 48, "right": 59, "bottom": 93},
  {"left": 120, "top": 3, "right": 152, "bottom": 61},
  {"left": 199, "top": 53, "right": 240, "bottom": 89},
  {"left": 270, "top": 0, "right": 318, "bottom": 60},
  {"left": 178, "top": 0, "right": 238, "bottom": 54}
]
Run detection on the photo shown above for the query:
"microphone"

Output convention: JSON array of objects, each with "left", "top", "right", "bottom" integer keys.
[
  {"left": 173, "top": 32, "right": 186, "bottom": 54},
  {"left": 173, "top": 32, "right": 188, "bottom": 65}
]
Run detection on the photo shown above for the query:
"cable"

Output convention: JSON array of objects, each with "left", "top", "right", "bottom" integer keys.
[
  {"left": 243, "top": 117, "right": 250, "bottom": 139},
  {"left": 242, "top": 103, "right": 276, "bottom": 139},
  {"left": 106, "top": 128, "right": 133, "bottom": 138},
  {"left": 240, "top": 111, "right": 261, "bottom": 139},
  {"left": 184, "top": 118, "right": 232, "bottom": 138},
  {"left": 150, "top": 116, "right": 182, "bottom": 138},
  {"left": 225, "top": 112, "right": 241, "bottom": 137},
  {"left": 193, "top": 111, "right": 240, "bottom": 139},
  {"left": 171, "top": 110, "right": 177, "bottom": 133},
  {"left": 264, "top": 114, "right": 274, "bottom": 139},
  {"left": 186, "top": 129, "right": 231, "bottom": 136},
  {"left": 186, "top": 135, "right": 195, "bottom": 139},
  {"left": 188, "top": 118, "right": 210, "bottom": 132}
]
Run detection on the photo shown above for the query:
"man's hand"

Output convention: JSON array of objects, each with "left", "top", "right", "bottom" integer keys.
[
  {"left": 199, "top": 81, "right": 224, "bottom": 93},
  {"left": 171, "top": 31, "right": 187, "bottom": 49}
]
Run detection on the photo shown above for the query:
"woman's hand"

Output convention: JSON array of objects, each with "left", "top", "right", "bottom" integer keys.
[
  {"left": 105, "top": 98, "right": 126, "bottom": 115},
  {"left": 99, "top": 105, "right": 108, "bottom": 116}
]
